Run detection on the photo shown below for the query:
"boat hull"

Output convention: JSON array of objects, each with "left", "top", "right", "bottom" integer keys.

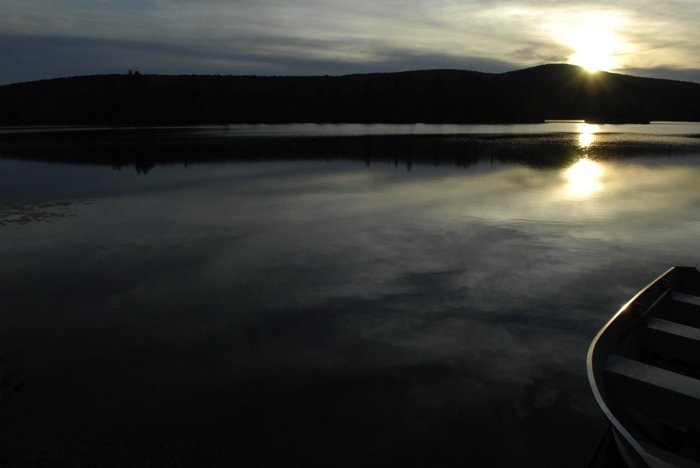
[{"left": 588, "top": 266, "right": 700, "bottom": 467}]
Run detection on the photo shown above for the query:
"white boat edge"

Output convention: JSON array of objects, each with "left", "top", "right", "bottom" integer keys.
[{"left": 587, "top": 266, "right": 682, "bottom": 468}]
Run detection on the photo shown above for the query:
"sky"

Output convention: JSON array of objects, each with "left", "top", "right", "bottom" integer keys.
[{"left": 2, "top": 0, "right": 700, "bottom": 85}]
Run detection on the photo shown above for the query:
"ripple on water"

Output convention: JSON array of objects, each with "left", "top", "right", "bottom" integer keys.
[{"left": 0, "top": 202, "right": 76, "bottom": 226}]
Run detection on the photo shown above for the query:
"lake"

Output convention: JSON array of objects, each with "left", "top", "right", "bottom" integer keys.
[{"left": 2, "top": 122, "right": 700, "bottom": 466}]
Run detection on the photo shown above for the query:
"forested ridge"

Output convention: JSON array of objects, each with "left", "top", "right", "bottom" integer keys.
[{"left": 2, "top": 64, "right": 700, "bottom": 125}]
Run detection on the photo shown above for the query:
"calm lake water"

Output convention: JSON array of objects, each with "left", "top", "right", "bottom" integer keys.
[{"left": 2, "top": 123, "right": 700, "bottom": 466}]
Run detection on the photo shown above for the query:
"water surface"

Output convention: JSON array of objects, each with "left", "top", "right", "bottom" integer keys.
[{"left": 2, "top": 124, "right": 700, "bottom": 466}]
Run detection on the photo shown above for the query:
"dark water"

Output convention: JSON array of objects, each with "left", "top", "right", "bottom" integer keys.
[{"left": 2, "top": 123, "right": 700, "bottom": 466}]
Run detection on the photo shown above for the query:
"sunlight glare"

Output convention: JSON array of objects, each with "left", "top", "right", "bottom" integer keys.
[
  {"left": 568, "top": 30, "right": 619, "bottom": 72},
  {"left": 577, "top": 123, "right": 599, "bottom": 148},
  {"left": 547, "top": 12, "right": 633, "bottom": 73},
  {"left": 565, "top": 158, "right": 603, "bottom": 198}
]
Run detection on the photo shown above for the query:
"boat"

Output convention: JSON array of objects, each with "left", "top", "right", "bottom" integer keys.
[{"left": 588, "top": 266, "right": 700, "bottom": 467}]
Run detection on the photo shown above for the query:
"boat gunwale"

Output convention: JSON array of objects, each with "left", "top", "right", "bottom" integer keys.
[{"left": 586, "top": 266, "right": 680, "bottom": 468}]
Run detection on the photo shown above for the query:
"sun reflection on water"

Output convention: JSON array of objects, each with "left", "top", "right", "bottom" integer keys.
[
  {"left": 565, "top": 158, "right": 603, "bottom": 198},
  {"left": 563, "top": 124, "right": 604, "bottom": 198},
  {"left": 577, "top": 123, "right": 599, "bottom": 149}
]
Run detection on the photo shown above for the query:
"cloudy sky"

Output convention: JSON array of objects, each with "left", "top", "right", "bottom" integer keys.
[{"left": 2, "top": 0, "right": 700, "bottom": 85}]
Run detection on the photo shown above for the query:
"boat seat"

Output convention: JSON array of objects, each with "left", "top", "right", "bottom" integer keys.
[
  {"left": 641, "top": 318, "right": 700, "bottom": 368},
  {"left": 656, "top": 292, "right": 700, "bottom": 328},
  {"left": 673, "top": 292, "right": 700, "bottom": 308},
  {"left": 604, "top": 355, "right": 700, "bottom": 432}
]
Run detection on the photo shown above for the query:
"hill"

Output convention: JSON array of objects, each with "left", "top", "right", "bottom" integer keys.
[{"left": 1, "top": 64, "right": 700, "bottom": 125}]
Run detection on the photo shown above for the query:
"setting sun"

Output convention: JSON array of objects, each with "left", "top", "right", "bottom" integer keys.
[
  {"left": 567, "top": 30, "right": 619, "bottom": 72},
  {"left": 546, "top": 12, "right": 632, "bottom": 73}
]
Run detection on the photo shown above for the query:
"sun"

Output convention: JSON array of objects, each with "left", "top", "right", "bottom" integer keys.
[
  {"left": 571, "top": 49, "right": 616, "bottom": 72},
  {"left": 544, "top": 10, "right": 633, "bottom": 73},
  {"left": 567, "top": 30, "right": 619, "bottom": 72}
]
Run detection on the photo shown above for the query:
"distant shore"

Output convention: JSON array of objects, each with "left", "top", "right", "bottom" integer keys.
[{"left": 2, "top": 65, "right": 700, "bottom": 126}]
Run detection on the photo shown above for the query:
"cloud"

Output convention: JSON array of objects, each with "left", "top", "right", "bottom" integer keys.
[
  {"left": 622, "top": 66, "right": 700, "bottom": 83},
  {"left": 2, "top": 0, "right": 700, "bottom": 84},
  {"left": 0, "top": 33, "right": 517, "bottom": 85}
]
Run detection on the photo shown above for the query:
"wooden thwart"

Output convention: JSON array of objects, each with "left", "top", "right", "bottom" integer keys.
[
  {"left": 605, "top": 355, "right": 700, "bottom": 401},
  {"left": 672, "top": 291, "right": 700, "bottom": 308}
]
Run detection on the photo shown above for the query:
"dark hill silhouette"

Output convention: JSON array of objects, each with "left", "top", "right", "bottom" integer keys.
[{"left": 2, "top": 64, "right": 700, "bottom": 125}]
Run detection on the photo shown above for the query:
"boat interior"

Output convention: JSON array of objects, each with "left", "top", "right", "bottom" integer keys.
[{"left": 593, "top": 268, "right": 700, "bottom": 466}]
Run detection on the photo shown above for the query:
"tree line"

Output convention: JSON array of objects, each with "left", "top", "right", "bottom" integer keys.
[{"left": 2, "top": 64, "right": 700, "bottom": 125}]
